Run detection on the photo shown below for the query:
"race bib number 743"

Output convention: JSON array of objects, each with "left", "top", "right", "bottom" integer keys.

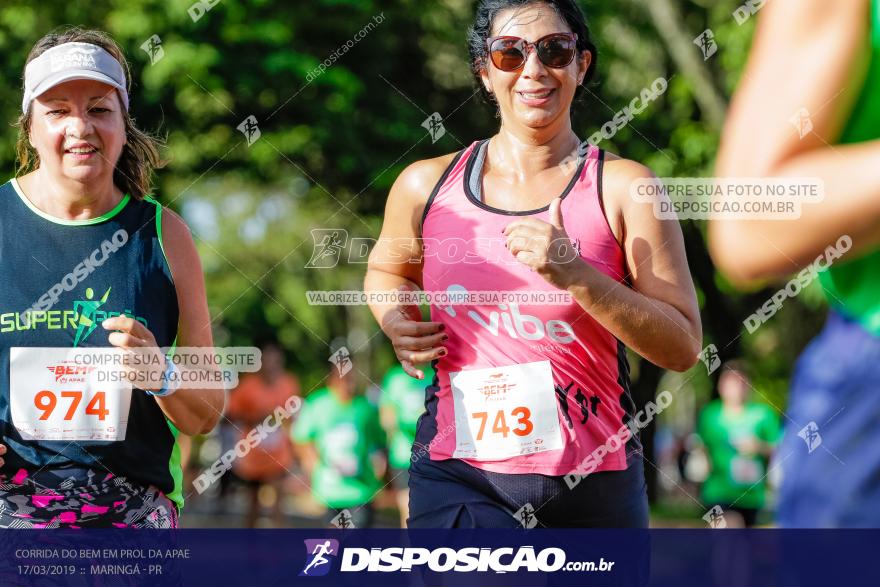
[
  {"left": 9, "top": 347, "right": 132, "bottom": 442},
  {"left": 450, "top": 360, "right": 563, "bottom": 460}
]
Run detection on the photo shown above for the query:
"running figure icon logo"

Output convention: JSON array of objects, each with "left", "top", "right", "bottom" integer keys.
[
  {"left": 514, "top": 503, "right": 538, "bottom": 528},
  {"left": 300, "top": 539, "right": 340, "bottom": 577},
  {"left": 330, "top": 509, "right": 356, "bottom": 529},
  {"left": 237, "top": 115, "right": 261, "bottom": 146},
  {"left": 694, "top": 29, "right": 718, "bottom": 60},
  {"left": 698, "top": 344, "right": 721, "bottom": 375},
  {"left": 73, "top": 287, "right": 111, "bottom": 347},
  {"left": 798, "top": 421, "right": 822, "bottom": 453},
  {"left": 140, "top": 34, "right": 164, "bottom": 65},
  {"left": 422, "top": 112, "right": 446, "bottom": 143},
  {"left": 328, "top": 347, "right": 353, "bottom": 378},
  {"left": 790, "top": 107, "right": 814, "bottom": 139},
  {"left": 305, "top": 229, "right": 348, "bottom": 269},
  {"left": 702, "top": 505, "right": 727, "bottom": 529}
]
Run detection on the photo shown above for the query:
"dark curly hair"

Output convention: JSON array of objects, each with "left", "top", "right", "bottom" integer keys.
[{"left": 468, "top": 0, "right": 598, "bottom": 106}]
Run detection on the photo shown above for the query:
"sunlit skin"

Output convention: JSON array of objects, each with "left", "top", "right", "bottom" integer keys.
[
  {"left": 710, "top": 0, "right": 880, "bottom": 282},
  {"left": 19, "top": 78, "right": 126, "bottom": 221},
  {"left": 0, "top": 78, "right": 130, "bottom": 466},
  {"left": 366, "top": 2, "right": 701, "bottom": 378},
  {"left": 477, "top": 3, "right": 590, "bottom": 209},
  {"left": 480, "top": 3, "right": 589, "bottom": 138},
  {"left": 6, "top": 76, "right": 224, "bottom": 437}
]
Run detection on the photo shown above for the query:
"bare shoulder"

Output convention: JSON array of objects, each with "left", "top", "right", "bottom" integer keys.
[
  {"left": 158, "top": 206, "right": 194, "bottom": 250},
  {"left": 601, "top": 151, "right": 656, "bottom": 185},
  {"left": 384, "top": 151, "right": 463, "bottom": 235},
  {"left": 156, "top": 205, "right": 203, "bottom": 282},
  {"left": 391, "top": 151, "right": 462, "bottom": 204},
  {"left": 598, "top": 152, "right": 658, "bottom": 240}
]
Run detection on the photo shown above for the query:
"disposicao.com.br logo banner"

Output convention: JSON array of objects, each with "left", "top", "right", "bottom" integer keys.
[{"left": 298, "top": 539, "right": 615, "bottom": 576}]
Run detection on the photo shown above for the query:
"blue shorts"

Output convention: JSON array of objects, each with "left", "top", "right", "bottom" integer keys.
[
  {"left": 408, "top": 452, "right": 648, "bottom": 528},
  {"left": 778, "top": 312, "right": 880, "bottom": 527}
]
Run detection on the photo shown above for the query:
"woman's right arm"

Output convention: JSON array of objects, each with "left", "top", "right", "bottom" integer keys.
[{"left": 365, "top": 155, "right": 456, "bottom": 379}]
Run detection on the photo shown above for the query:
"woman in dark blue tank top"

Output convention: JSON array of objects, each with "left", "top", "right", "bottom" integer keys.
[{"left": 0, "top": 27, "right": 222, "bottom": 528}]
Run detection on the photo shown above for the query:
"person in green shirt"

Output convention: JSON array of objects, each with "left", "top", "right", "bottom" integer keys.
[
  {"left": 379, "top": 363, "right": 434, "bottom": 527},
  {"left": 697, "top": 362, "right": 780, "bottom": 527},
  {"left": 293, "top": 366, "right": 386, "bottom": 528}
]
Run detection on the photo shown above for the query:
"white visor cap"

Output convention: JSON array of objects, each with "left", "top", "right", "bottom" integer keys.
[{"left": 22, "top": 41, "right": 129, "bottom": 114}]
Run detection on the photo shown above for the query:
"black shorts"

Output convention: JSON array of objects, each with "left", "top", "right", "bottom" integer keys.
[{"left": 408, "top": 453, "right": 648, "bottom": 528}]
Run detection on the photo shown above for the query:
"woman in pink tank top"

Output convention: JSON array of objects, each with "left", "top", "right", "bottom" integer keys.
[{"left": 366, "top": 0, "right": 701, "bottom": 528}]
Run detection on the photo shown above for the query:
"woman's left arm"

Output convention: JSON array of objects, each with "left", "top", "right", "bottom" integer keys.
[
  {"left": 104, "top": 208, "right": 224, "bottom": 435},
  {"left": 504, "top": 158, "right": 702, "bottom": 372},
  {"left": 154, "top": 208, "right": 224, "bottom": 433}
]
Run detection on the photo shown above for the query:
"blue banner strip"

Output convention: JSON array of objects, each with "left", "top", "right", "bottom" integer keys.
[{"left": 1, "top": 529, "right": 878, "bottom": 586}]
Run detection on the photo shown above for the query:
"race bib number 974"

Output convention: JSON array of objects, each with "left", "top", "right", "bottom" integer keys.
[{"left": 9, "top": 347, "right": 132, "bottom": 442}]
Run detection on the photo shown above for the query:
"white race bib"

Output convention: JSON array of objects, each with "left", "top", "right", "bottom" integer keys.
[
  {"left": 450, "top": 360, "right": 562, "bottom": 460},
  {"left": 325, "top": 423, "right": 360, "bottom": 476},
  {"left": 10, "top": 347, "right": 132, "bottom": 442},
  {"left": 730, "top": 456, "right": 763, "bottom": 484}
]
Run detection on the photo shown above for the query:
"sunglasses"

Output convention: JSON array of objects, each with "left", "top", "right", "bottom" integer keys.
[{"left": 487, "top": 32, "right": 579, "bottom": 72}]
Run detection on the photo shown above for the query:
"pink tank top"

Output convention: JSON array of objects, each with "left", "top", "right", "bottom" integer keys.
[{"left": 420, "top": 140, "right": 638, "bottom": 475}]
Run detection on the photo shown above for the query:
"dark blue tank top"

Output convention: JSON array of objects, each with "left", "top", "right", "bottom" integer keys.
[{"left": 0, "top": 179, "right": 182, "bottom": 507}]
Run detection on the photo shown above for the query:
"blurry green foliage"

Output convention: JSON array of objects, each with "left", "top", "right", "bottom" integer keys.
[{"left": 0, "top": 0, "right": 826, "bottom": 417}]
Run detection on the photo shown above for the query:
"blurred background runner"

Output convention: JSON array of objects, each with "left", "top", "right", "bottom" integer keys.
[
  {"left": 226, "top": 343, "right": 300, "bottom": 527},
  {"left": 293, "top": 365, "right": 386, "bottom": 528},
  {"left": 380, "top": 363, "right": 435, "bottom": 527},
  {"left": 696, "top": 362, "right": 780, "bottom": 527}
]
